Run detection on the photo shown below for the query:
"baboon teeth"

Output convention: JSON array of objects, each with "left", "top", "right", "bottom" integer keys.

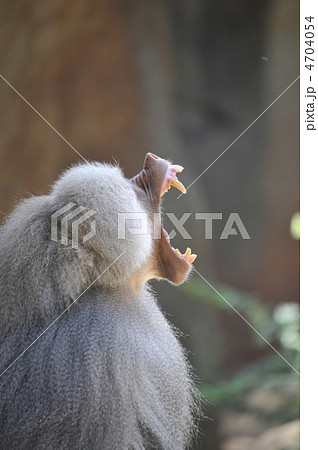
[
  {"left": 183, "top": 247, "right": 197, "bottom": 264},
  {"left": 160, "top": 164, "right": 187, "bottom": 196},
  {"left": 170, "top": 179, "right": 187, "bottom": 194},
  {"left": 172, "top": 247, "right": 197, "bottom": 264},
  {"left": 161, "top": 164, "right": 196, "bottom": 263}
]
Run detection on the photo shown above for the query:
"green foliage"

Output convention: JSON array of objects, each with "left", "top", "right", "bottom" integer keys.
[
  {"left": 182, "top": 280, "right": 299, "bottom": 351},
  {"left": 199, "top": 350, "right": 299, "bottom": 403},
  {"left": 274, "top": 302, "right": 300, "bottom": 352},
  {"left": 290, "top": 212, "right": 300, "bottom": 240},
  {"left": 181, "top": 278, "right": 300, "bottom": 420}
]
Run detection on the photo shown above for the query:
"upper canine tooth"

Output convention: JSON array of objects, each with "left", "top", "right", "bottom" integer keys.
[{"left": 170, "top": 179, "right": 187, "bottom": 194}]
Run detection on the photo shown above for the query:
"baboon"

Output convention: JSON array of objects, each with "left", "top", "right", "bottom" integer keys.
[{"left": 0, "top": 153, "right": 199, "bottom": 449}]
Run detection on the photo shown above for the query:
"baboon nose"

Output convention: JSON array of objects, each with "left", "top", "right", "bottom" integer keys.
[{"left": 143, "top": 153, "right": 160, "bottom": 169}]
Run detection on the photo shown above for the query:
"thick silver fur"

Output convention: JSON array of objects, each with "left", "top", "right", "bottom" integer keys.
[{"left": 0, "top": 163, "right": 198, "bottom": 449}]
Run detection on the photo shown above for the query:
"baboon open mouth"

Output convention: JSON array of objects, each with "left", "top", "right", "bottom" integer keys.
[{"left": 131, "top": 153, "right": 197, "bottom": 284}]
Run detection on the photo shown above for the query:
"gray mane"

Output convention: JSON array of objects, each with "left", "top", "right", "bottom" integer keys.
[{"left": 0, "top": 162, "right": 199, "bottom": 449}]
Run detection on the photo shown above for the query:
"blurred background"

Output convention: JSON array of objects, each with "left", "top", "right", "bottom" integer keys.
[{"left": 0, "top": 1, "right": 299, "bottom": 449}]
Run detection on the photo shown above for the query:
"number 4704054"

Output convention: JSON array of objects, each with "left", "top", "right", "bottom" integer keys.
[{"left": 305, "top": 16, "right": 315, "bottom": 71}]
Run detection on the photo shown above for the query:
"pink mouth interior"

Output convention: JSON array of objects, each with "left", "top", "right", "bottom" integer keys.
[{"left": 160, "top": 165, "right": 185, "bottom": 196}]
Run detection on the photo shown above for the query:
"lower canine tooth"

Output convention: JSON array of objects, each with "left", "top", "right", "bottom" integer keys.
[
  {"left": 189, "top": 254, "right": 197, "bottom": 263},
  {"left": 173, "top": 246, "right": 197, "bottom": 263},
  {"left": 181, "top": 247, "right": 197, "bottom": 264}
]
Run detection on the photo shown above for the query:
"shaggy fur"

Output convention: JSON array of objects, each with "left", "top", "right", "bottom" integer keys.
[{"left": 0, "top": 162, "right": 198, "bottom": 449}]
